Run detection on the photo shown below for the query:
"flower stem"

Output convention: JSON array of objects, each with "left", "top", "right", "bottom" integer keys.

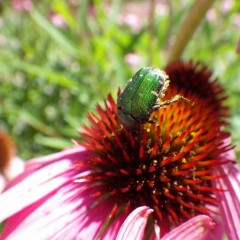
[
  {"left": 167, "top": 0, "right": 215, "bottom": 64},
  {"left": 148, "top": 0, "right": 156, "bottom": 66}
]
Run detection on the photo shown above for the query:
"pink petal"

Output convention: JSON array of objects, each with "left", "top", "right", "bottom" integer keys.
[
  {"left": 0, "top": 174, "right": 5, "bottom": 192},
  {"left": 1, "top": 181, "right": 115, "bottom": 239},
  {"left": 161, "top": 215, "right": 215, "bottom": 240},
  {"left": 101, "top": 211, "right": 129, "bottom": 239},
  {"left": 0, "top": 147, "right": 87, "bottom": 222},
  {"left": 210, "top": 138, "right": 240, "bottom": 240},
  {"left": 213, "top": 161, "right": 240, "bottom": 240},
  {"left": 25, "top": 145, "right": 87, "bottom": 171},
  {"left": 3, "top": 156, "right": 24, "bottom": 181},
  {"left": 57, "top": 189, "right": 116, "bottom": 240},
  {"left": 76, "top": 199, "right": 120, "bottom": 240},
  {"left": 116, "top": 206, "right": 154, "bottom": 240},
  {"left": 1, "top": 184, "right": 81, "bottom": 239},
  {"left": 0, "top": 146, "right": 130, "bottom": 240}
]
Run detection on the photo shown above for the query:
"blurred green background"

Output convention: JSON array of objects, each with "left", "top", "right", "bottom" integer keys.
[{"left": 0, "top": 0, "right": 239, "bottom": 160}]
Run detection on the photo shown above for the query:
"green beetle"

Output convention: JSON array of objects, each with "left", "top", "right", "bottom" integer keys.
[{"left": 117, "top": 67, "right": 192, "bottom": 131}]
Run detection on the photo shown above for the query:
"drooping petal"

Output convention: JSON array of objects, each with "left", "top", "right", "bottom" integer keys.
[
  {"left": 0, "top": 146, "right": 129, "bottom": 240},
  {"left": 0, "top": 161, "right": 70, "bottom": 223},
  {"left": 100, "top": 210, "right": 129, "bottom": 240},
  {"left": 212, "top": 148, "right": 240, "bottom": 240},
  {"left": 116, "top": 206, "right": 154, "bottom": 240},
  {"left": 0, "top": 147, "right": 91, "bottom": 236},
  {"left": 75, "top": 197, "right": 120, "bottom": 240},
  {"left": 1, "top": 182, "right": 113, "bottom": 240},
  {"left": 25, "top": 145, "right": 87, "bottom": 172},
  {"left": 161, "top": 215, "right": 215, "bottom": 240},
  {"left": 1, "top": 183, "right": 83, "bottom": 239}
]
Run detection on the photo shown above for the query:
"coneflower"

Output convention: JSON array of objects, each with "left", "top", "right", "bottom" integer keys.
[{"left": 0, "top": 61, "right": 239, "bottom": 240}]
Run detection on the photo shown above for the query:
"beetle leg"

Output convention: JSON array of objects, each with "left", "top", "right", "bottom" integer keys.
[
  {"left": 152, "top": 95, "right": 194, "bottom": 110},
  {"left": 148, "top": 118, "right": 158, "bottom": 123}
]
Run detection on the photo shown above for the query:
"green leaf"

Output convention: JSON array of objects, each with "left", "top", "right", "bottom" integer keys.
[{"left": 30, "top": 10, "right": 79, "bottom": 57}]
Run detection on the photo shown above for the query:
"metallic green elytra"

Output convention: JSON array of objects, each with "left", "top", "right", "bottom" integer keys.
[{"left": 117, "top": 67, "right": 192, "bottom": 131}]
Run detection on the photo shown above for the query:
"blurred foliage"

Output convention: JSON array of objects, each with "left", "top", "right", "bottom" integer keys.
[{"left": 0, "top": 0, "right": 239, "bottom": 160}]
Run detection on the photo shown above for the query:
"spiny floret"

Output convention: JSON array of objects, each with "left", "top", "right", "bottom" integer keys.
[{"left": 165, "top": 60, "right": 229, "bottom": 120}]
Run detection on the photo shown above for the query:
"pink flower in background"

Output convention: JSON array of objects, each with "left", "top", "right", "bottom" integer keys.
[
  {"left": 124, "top": 52, "right": 142, "bottom": 68},
  {"left": 118, "top": 13, "right": 142, "bottom": 33},
  {"left": 49, "top": 12, "right": 67, "bottom": 28},
  {"left": 221, "top": 0, "right": 233, "bottom": 15},
  {"left": 0, "top": 61, "right": 239, "bottom": 239},
  {"left": 11, "top": 0, "right": 33, "bottom": 11}
]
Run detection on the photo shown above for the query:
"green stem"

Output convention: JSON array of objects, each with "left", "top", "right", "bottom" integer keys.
[
  {"left": 167, "top": 0, "right": 215, "bottom": 65},
  {"left": 148, "top": 0, "right": 156, "bottom": 65}
]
